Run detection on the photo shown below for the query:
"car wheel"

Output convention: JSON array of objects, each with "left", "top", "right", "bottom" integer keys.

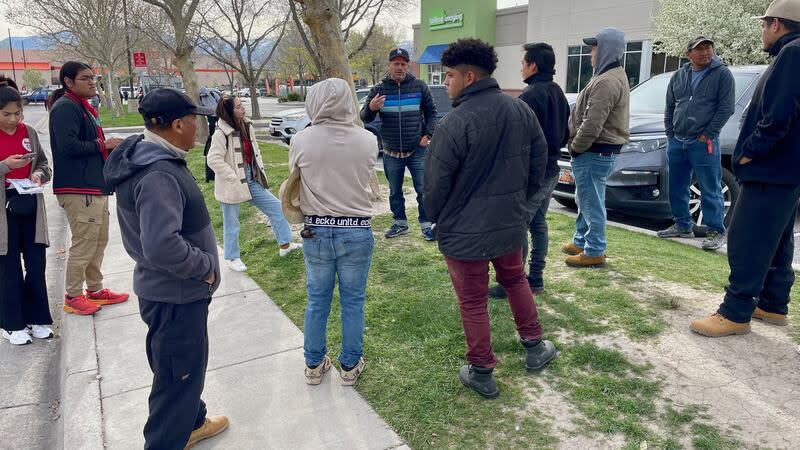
[
  {"left": 689, "top": 166, "right": 738, "bottom": 237},
  {"left": 554, "top": 196, "right": 578, "bottom": 210}
]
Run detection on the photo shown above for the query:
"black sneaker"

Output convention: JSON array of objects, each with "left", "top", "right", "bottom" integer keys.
[
  {"left": 422, "top": 227, "right": 436, "bottom": 241},
  {"left": 657, "top": 224, "right": 694, "bottom": 239},
  {"left": 458, "top": 365, "right": 499, "bottom": 399},
  {"left": 521, "top": 339, "right": 557, "bottom": 373},
  {"left": 384, "top": 224, "right": 409, "bottom": 238}
]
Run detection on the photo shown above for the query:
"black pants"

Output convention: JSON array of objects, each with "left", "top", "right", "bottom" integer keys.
[
  {"left": 0, "top": 199, "right": 51, "bottom": 331},
  {"left": 203, "top": 117, "right": 219, "bottom": 182},
  {"left": 139, "top": 298, "right": 210, "bottom": 449},
  {"left": 718, "top": 182, "right": 800, "bottom": 323}
]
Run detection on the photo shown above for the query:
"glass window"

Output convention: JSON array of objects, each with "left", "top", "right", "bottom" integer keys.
[
  {"left": 627, "top": 42, "right": 643, "bottom": 52},
  {"left": 568, "top": 46, "right": 581, "bottom": 55},
  {"left": 566, "top": 55, "right": 580, "bottom": 93},
  {"left": 630, "top": 72, "right": 758, "bottom": 115},
  {"left": 624, "top": 51, "right": 642, "bottom": 87},
  {"left": 650, "top": 52, "right": 666, "bottom": 76},
  {"left": 579, "top": 55, "right": 593, "bottom": 90}
]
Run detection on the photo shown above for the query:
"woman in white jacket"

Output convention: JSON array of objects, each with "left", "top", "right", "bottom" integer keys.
[{"left": 207, "top": 96, "right": 300, "bottom": 271}]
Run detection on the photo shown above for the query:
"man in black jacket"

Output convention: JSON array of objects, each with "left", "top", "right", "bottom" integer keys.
[
  {"left": 424, "top": 39, "right": 556, "bottom": 399},
  {"left": 489, "top": 42, "right": 570, "bottom": 299},
  {"left": 361, "top": 48, "right": 438, "bottom": 240},
  {"left": 49, "top": 61, "right": 129, "bottom": 316},
  {"left": 104, "top": 89, "right": 229, "bottom": 448},
  {"left": 691, "top": 0, "right": 800, "bottom": 337}
]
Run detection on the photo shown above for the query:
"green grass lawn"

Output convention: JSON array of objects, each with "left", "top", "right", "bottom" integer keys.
[
  {"left": 186, "top": 143, "right": 797, "bottom": 449},
  {"left": 98, "top": 106, "right": 144, "bottom": 128}
]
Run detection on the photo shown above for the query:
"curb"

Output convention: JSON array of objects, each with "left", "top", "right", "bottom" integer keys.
[
  {"left": 59, "top": 313, "right": 104, "bottom": 450},
  {"left": 549, "top": 207, "right": 800, "bottom": 272}
]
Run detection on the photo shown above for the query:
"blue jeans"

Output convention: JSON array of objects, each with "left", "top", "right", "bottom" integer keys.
[
  {"left": 522, "top": 174, "right": 559, "bottom": 287},
  {"left": 302, "top": 226, "right": 374, "bottom": 368},
  {"left": 667, "top": 137, "right": 726, "bottom": 234},
  {"left": 383, "top": 147, "right": 430, "bottom": 228},
  {"left": 572, "top": 152, "right": 616, "bottom": 257},
  {"left": 220, "top": 166, "right": 293, "bottom": 260}
]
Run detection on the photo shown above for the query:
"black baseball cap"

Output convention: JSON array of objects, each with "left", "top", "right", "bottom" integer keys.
[
  {"left": 582, "top": 36, "right": 598, "bottom": 46},
  {"left": 139, "top": 88, "right": 215, "bottom": 125},
  {"left": 687, "top": 36, "right": 714, "bottom": 51},
  {"left": 388, "top": 48, "right": 410, "bottom": 62}
]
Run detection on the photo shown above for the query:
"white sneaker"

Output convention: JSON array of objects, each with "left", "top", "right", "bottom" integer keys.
[
  {"left": 2, "top": 329, "right": 32, "bottom": 345},
  {"left": 28, "top": 325, "right": 54, "bottom": 339},
  {"left": 279, "top": 242, "right": 303, "bottom": 257},
  {"left": 228, "top": 258, "right": 247, "bottom": 272}
]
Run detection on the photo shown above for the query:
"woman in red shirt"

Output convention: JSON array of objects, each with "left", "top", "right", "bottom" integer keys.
[{"left": 0, "top": 78, "right": 53, "bottom": 346}]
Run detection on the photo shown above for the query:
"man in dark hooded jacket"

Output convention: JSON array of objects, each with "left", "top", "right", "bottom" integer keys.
[
  {"left": 103, "top": 88, "right": 228, "bottom": 449},
  {"left": 691, "top": 0, "right": 800, "bottom": 337},
  {"left": 424, "top": 38, "right": 556, "bottom": 400}
]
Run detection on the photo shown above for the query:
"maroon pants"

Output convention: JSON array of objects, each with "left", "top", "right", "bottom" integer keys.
[{"left": 444, "top": 248, "right": 543, "bottom": 369}]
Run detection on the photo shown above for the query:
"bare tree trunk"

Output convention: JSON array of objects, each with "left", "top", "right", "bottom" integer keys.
[
  {"left": 249, "top": 85, "right": 261, "bottom": 119},
  {"left": 106, "top": 68, "right": 124, "bottom": 118},
  {"left": 173, "top": 48, "right": 208, "bottom": 143},
  {"left": 297, "top": 0, "right": 361, "bottom": 124}
]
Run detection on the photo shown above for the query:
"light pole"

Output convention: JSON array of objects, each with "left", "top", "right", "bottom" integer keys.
[{"left": 122, "top": 0, "right": 135, "bottom": 101}]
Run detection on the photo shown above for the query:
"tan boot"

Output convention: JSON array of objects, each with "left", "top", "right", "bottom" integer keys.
[
  {"left": 690, "top": 313, "right": 751, "bottom": 337},
  {"left": 185, "top": 415, "right": 229, "bottom": 449},
  {"left": 565, "top": 253, "right": 607, "bottom": 268},
  {"left": 752, "top": 307, "right": 789, "bottom": 326},
  {"left": 561, "top": 242, "right": 583, "bottom": 256}
]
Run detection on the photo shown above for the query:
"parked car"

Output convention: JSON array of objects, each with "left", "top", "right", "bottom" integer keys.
[
  {"left": 257, "top": 88, "right": 268, "bottom": 97},
  {"left": 236, "top": 88, "right": 252, "bottom": 97},
  {"left": 22, "top": 88, "right": 53, "bottom": 105},
  {"left": 552, "top": 65, "right": 765, "bottom": 229},
  {"left": 269, "top": 108, "right": 309, "bottom": 143}
]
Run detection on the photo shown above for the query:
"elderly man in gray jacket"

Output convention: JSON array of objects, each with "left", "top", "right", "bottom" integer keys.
[{"left": 657, "top": 36, "right": 735, "bottom": 251}]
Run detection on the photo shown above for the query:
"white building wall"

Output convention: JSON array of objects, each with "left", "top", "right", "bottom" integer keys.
[
  {"left": 495, "top": 45, "right": 526, "bottom": 91},
  {"left": 526, "top": 0, "right": 661, "bottom": 89}
]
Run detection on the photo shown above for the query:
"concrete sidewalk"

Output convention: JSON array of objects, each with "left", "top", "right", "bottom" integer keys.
[{"left": 59, "top": 197, "right": 406, "bottom": 450}]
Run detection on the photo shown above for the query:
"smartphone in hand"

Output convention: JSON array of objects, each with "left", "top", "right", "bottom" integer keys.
[{"left": 20, "top": 153, "right": 36, "bottom": 160}]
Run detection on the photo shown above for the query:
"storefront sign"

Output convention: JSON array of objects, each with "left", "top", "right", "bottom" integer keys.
[{"left": 429, "top": 9, "right": 463, "bottom": 31}]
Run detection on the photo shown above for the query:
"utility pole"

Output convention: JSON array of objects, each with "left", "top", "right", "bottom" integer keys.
[
  {"left": 7, "top": 30, "right": 17, "bottom": 82},
  {"left": 122, "top": 0, "right": 135, "bottom": 98}
]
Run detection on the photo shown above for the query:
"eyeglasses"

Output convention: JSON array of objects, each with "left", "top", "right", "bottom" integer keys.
[{"left": 75, "top": 76, "right": 96, "bottom": 84}]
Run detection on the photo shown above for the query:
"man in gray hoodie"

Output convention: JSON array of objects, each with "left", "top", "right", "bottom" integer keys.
[
  {"left": 562, "top": 28, "right": 630, "bottom": 268},
  {"left": 103, "top": 88, "right": 228, "bottom": 449},
  {"left": 658, "top": 36, "right": 735, "bottom": 251}
]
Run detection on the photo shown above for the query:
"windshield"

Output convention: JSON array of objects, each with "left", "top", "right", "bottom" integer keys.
[{"left": 629, "top": 71, "right": 758, "bottom": 115}]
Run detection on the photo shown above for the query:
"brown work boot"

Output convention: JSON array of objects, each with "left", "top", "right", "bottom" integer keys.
[
  {"left": 184, "top": 415, "right": 229, "bottom": 449},
  {"left": 565, "top": 253, "right": 607, "bottom": 268},
  {"left": 752, "top": 307, "right": 789, "bottom": 326},
  {"left": 561, "top": 242, "right": 583, "bottom": 256},
  {"left": 690, "top": 313, "right": 751, "bottom": 337}
]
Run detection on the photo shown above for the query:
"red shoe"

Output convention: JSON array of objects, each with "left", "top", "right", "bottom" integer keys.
[
  {"left": 63, "top": 294, "right": 102, "bottom": 315},
  {"left": 86, "top": 288, "right": 129, "bottom": 305}
]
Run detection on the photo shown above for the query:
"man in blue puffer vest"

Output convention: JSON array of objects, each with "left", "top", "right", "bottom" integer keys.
[{"left": 361, "top": 48, "right": 438, "bottom": 240}]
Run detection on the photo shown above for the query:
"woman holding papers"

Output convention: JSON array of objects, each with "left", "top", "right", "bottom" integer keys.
[{"left": 0, "top": 78, "right": 53, "bottom": 346}]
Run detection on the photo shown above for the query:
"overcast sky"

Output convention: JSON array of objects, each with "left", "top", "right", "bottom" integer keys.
[{"left": 0, "top": 0, "right": 529, "bottom": 40}]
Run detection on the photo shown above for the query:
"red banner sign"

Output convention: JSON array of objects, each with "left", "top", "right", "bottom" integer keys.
[{"left": 133, "top": 52, "right": 147, "bottom": 68}]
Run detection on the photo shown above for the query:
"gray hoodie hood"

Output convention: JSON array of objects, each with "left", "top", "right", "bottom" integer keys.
[
  {"left": 593, "top": 28, "right": 626, "bottom": 75},
  {"left": 305, "top": 78, "right": 358, "bottom": 126}
]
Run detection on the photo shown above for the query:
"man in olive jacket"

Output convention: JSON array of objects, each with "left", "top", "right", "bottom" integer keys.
[
  {"left": 562, "top": 27, "right": 630, "bottom": 268},
  {"left": 423, "top": 38, "right": 556, "bottom": 400}
]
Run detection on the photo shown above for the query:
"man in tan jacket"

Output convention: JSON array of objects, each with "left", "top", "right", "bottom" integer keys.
[{"left": 561, "top": 27, "right": 630, "bottom": 268}]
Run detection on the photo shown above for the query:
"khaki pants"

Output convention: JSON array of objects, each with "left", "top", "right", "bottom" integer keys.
[{"left": 57, "top": 194, "right": 109, "bottom": 297}]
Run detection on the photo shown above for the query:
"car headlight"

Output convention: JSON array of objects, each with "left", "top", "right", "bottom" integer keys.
[
  {"left": 620, "top": 138, "right": 668, "bottom": 154},
  {"left": 285, "top": 114, "right": 307, "bottom": 121}
]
